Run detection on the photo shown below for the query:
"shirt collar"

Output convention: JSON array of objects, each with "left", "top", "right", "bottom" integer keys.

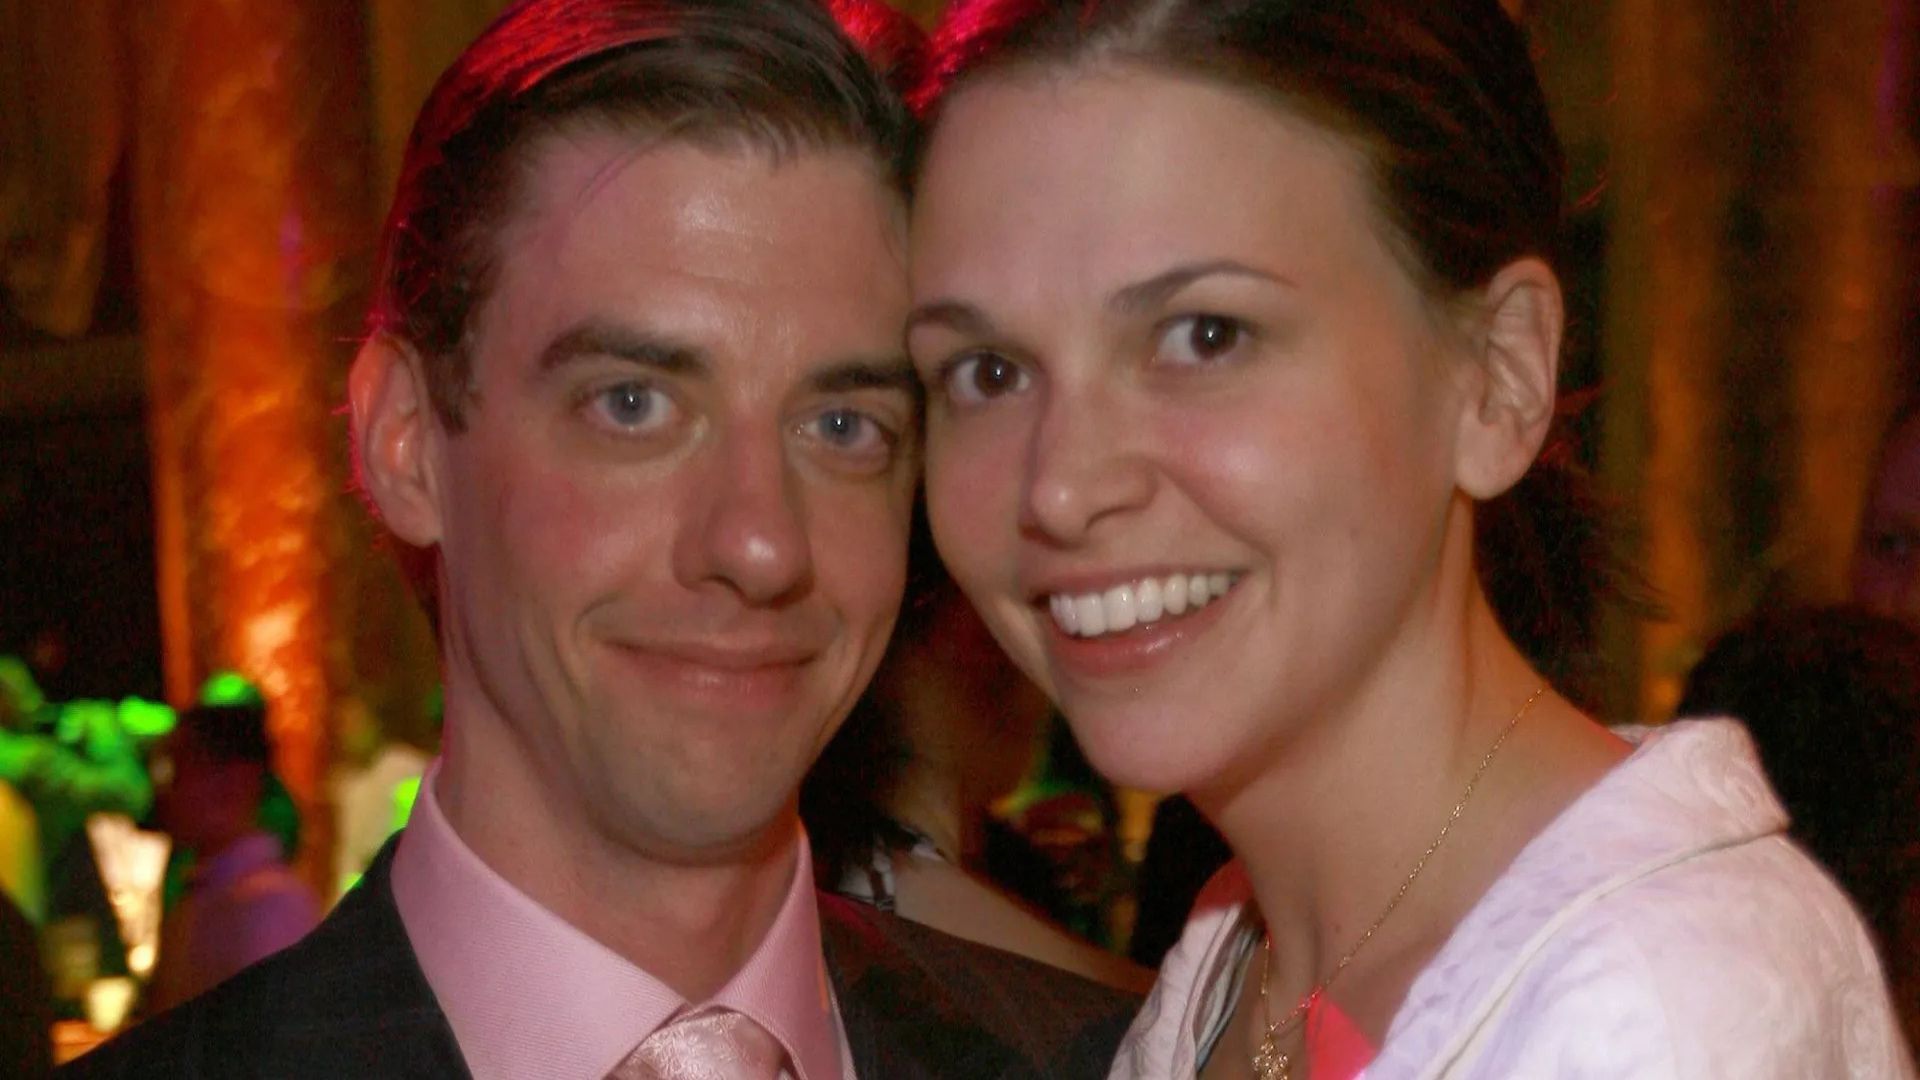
[{"left": 391, "top": 760, "right": 844, "bottom": 1080}]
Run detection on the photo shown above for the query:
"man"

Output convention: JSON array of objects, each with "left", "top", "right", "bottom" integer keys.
[
  {"left": 145, "top": 703, "right": 320, "bottom": 1012},
  {"left": 64, "top": 1, "right": 1136, "bottom": 1077}
]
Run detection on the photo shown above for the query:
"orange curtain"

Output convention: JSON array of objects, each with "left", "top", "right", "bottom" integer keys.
[
  {"left": 0, "top": 0, "right": 125, "bottom": 339},
  {"left": 131, "top": 0, "right": 384, "bottom": 892},
  {"left": 1596, "top": 0, "right": 1908, "bottom": 719}
]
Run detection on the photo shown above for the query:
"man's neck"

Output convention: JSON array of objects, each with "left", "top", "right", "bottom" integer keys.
[{"left": 435, "top": 736, "right": 801, "bottom": 1001}]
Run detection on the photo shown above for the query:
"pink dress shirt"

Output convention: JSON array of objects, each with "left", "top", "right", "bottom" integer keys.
[{"left": 391, "top": 764, "right": 853, "bottom": 1080}]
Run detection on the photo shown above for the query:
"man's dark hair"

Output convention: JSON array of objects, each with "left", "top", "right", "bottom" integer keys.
[
  {"left": 178, "top": 703, "right": 272, "bottom": 767},
  {"left": 370, "top": 0, "right": 921, "bottom": 431}
]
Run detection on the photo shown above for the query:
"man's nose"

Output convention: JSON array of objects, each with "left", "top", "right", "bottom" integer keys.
[
  {"left": 1020, "top": 385, "right": 1155, "bottom": 545},
  {"left": 673, "top": 431, "right": 813, "bottom": 605}
]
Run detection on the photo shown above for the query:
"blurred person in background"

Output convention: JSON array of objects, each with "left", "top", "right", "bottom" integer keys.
[
  {"left": 1855, "top": 395, "right": 1920, "bottom": 624},
  {"left": 806, "top": 521, "right": 1150, "bottom": 991},
  {"left": 143, "top": 702, "right": 318, "bottom": 1013},
  {"left": 1679, "top": 604, "right": 1920, "bottom": 1046}
]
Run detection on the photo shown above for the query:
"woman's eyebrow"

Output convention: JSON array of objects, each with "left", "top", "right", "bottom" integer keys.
[
  {"left": 905, "top": 299, "right": 995, "bottom": 339},
  {"left": 1108, "top": 259, "right": 1292, "bottom": 315}
]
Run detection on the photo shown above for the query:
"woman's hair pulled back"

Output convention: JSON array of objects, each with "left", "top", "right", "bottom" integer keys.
[{"left": 916, "top": 0, "right": 1635, "bottom": 703}]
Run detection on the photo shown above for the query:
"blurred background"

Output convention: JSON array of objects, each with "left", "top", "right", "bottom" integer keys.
[{"left": 4, "top": 0, "right": 1920, "bottom": 1057}]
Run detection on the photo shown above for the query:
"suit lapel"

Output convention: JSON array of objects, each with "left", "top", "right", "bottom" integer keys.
[
  {"left": 291, "top": 837, "right": 471, "bottom": 1077},
  {"left": 819, "top": 893, "right": 1028, "bottom": 1079}
]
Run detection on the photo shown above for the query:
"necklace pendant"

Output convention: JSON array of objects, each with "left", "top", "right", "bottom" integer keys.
[{"left": 1252, "top": 1031, "right": 1292, "bottom": 1080}]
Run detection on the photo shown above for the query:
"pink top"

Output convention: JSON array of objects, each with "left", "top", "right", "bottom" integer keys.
[
  {"left": 392, "top": 764, "right": 851, "bottom": 1080},
  {"left": 148, "top": 830, "right": 322, "bottom": 1012}
]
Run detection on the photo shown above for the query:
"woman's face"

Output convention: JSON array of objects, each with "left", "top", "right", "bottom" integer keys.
[{"left": 907, "top": 68, "right": 1481, "bottom": 794}]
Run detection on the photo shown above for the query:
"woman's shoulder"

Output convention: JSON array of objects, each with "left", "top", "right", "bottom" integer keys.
[
  {"left": 1376, "top": 719, "right": 1912, "bottom": 1077},
  {"left": 1447, "top": 833, "right": 1911, "bottom": 1078},
  {"left": 1556, "top": 831, "right": 1886, "bottom": 998}
]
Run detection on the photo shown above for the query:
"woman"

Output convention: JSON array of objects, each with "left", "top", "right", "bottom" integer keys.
[
  {"left": 804, "top": 521, "right": 1150, "bottom": 991},
  {"left": 903, "top": 0, "right": 1912, "bottom": 1075}
]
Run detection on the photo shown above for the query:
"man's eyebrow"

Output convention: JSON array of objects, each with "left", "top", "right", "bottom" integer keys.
[
  {"left": 1109, "top": 259, "right": 1292, "bottom": 314},
  {"left": 537, "top": 321, "right": 707, "bottom": 376},
  {"left": 904, "top": 300, "right": 994, "bottom": 340},
  {"left": 808, "top": 355, "right": 922, "bottom": 399}
]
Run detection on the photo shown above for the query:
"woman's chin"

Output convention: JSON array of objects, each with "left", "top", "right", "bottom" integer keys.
[{"left": 1063, "top": 705, "right": 1229, "bottom": 795}]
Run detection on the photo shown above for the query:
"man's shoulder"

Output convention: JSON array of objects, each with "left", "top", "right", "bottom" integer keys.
[
  {"left": 820, "top": 891, "right": 1139, "bottom": 1079},
  {"left": 60, "top": 856, "right": 465, "bottom": 1079}
]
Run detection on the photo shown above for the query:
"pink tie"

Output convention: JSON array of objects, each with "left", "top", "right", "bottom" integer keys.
[{"left": 607, "top": 1008, "right": 789, "bottom": 1080}]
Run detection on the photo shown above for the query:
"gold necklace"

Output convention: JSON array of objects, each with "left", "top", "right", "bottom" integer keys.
[{"left": 1250, "top": 685, "right": 1548, "bottom": 1080}]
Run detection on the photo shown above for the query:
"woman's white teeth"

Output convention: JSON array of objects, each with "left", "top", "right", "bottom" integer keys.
[
  {"left": 1137, "top": 578, "right": 1164, "bottom": 622},
  {"left": 1049, "top": 572, "right": 1234, "bottom": 638},
  {"left": 1074, "top": 593, "right": 1106, "bottom": 637}
]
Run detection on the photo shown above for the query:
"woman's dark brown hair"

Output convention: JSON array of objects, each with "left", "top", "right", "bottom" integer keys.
[{"left": 914, "top": 0, "right": 1638, "bottom": 702}]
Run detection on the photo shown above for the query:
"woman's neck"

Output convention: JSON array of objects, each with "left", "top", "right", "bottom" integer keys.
[
  {"left": 1198, "top": 589, "right": 1557, "bottom": 989},
  {"left": 1198, "top": 590, "right": 1628, "bottom": 1058}
]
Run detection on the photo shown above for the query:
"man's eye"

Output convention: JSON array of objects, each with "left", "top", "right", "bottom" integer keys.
[
  {"left": 798, "top": 407, "right": 899, "bottom": 472},
  {"left": 942, "top": 353, "right": 1029, "bottom": 406},
  {"left": 1155, "top": 314, "right": 1245, "bottom": 367},
  {"left": 811, "top": 408, "right": 889, "bottom": 450},
  {"left": 586, "top": 381, "right": 673, "bottom": 433}
]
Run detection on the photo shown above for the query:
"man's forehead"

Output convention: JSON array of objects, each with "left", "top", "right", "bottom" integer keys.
[
  {"left": 461, "top": 129, "right": 909, "bottom": 398},
  {"left": 504, "top": 126, "right": 892, "bottom": 241}
]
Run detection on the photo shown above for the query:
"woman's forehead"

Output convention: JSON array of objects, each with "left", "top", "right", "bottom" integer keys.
[{"left": 911, "top": 66, "right": 1402, "bottom": 303}]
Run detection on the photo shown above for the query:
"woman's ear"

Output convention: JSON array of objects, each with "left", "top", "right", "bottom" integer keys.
[
  {"left": 348, "top": 334, "right": 445, "bottom": 547},
  {"left": 1453, "top": 257, "right": 1563, "bottom": 499}
]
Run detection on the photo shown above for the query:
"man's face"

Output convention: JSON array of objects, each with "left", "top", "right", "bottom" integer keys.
[
  {"left": 413, "top": 133, "right": 915, "bottom": 862},
  {"left": 150, "top": 728, "right": 257, "bottom": 852}
]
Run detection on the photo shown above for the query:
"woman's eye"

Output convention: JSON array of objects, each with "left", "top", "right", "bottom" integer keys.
[
  {"left": 585, "top": 381, "right": 674, "bottom": 434},
  {"left": 1156, "top": 314, "right": 1245, "bottom": 367},
  {"left": 942, "top": 353, "right": 1030, "bottom": 406}
]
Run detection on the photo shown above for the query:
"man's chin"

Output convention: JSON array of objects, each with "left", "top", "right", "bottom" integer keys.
[{"left": 591, "top": 787, "right": 805, "bottom": 870}]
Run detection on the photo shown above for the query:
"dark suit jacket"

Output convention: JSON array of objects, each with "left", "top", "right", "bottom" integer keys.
[{"left": 60, "top": 838, "right": 1138, "bottom": 1078}]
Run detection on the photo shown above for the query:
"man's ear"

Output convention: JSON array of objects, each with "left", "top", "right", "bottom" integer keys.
[
  {"left": 348, "top": 334, "right": 445, "bottom": 547},
  {"left": 1453, "top": 257, "right": 1563, "bottom": 499}
]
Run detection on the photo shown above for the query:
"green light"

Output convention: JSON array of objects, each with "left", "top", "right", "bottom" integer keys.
[
  {"left": 0, "top": 656, "right": 45, "bottom": 719},
  {"left": 197, "top": 671, "right": 264, "bottom": 708},
  {"left": 391, "top": 776, "right": 421, "bottom": 832},
  {"left": 116, "top": 697, "right": 176, "bottom": 739}
]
